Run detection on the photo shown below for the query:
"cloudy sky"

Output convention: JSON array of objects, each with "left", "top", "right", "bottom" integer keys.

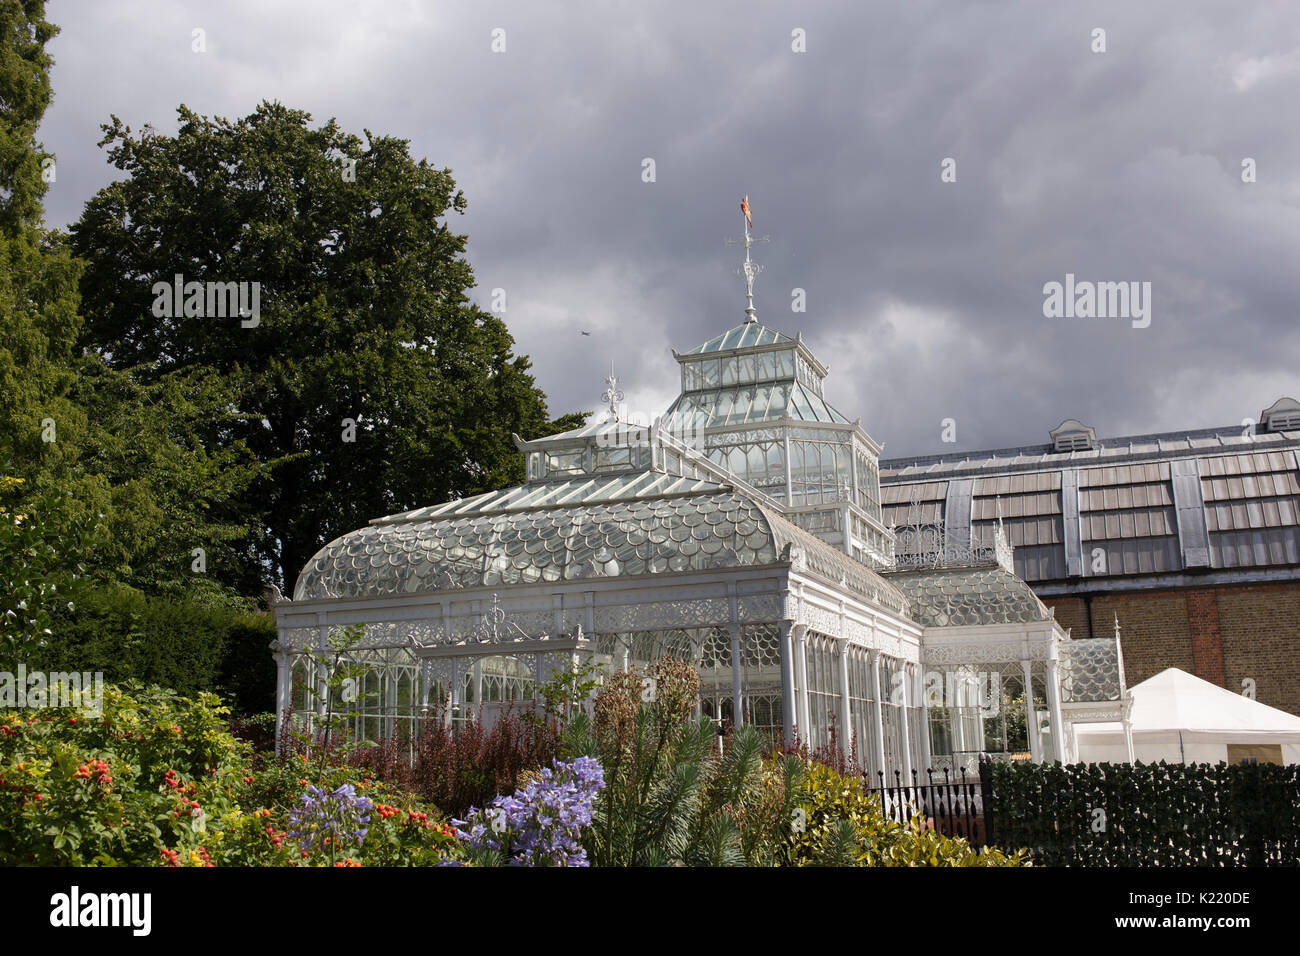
[{"left": 39, "top": 0, "right": 1300, "bottom": 460}]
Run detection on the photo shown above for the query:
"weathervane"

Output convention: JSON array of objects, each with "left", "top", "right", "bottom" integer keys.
[
  {"left": 602, "top": 361, "right": 624, "bottom": 422},
  {"left": 724, "top": 195, "right": 769, "bottom": 323}
]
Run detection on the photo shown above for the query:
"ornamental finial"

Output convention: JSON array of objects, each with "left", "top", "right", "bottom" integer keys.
[
  {"left": 602, "top": 361, "right": 625, "bottom": 422},
  {"left": 724, "top": 195, "right": 769, "bottom": 323}
]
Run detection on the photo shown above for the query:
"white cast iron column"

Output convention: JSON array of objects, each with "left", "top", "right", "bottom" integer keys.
[
  {"left": 837, "top": 641, "right": 852, "bottom": 753},
  {"left": 1022, "top": 660, "right": 1042, "bottom": 762},
  {"left": 778, "top": 622, "right": 796, "bottom": 746},
  {"left": 793, "top": 625, "right": 811, "bottom": 743},
  {"left": 1044, "top": 657, "right": 1065, "bottom": 762},
  {"left": 729, "top": 624, "right": 744, "bottom": 728}
]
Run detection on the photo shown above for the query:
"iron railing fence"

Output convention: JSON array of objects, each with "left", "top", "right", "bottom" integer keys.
[{"left": 866, "top": 767, "right": 986, "bottom": 843}]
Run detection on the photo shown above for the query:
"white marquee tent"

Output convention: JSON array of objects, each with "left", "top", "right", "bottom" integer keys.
[{"left": 1074, "top": 667, "right": 1300, "bottom": 765}]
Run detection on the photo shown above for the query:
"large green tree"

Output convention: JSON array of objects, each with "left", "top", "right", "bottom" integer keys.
[
  {"left": 1, "top": 2, "right": 263, "bottom": 603},
  {"left": 0, "top": 0, "right": 79, "bottom": 470},
  {"left": 72, "top": 103, "right": 577, "bottom": 588}
]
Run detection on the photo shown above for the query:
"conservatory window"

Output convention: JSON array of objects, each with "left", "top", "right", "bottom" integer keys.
[
  {"left": 701, "top": 358, "right": 721, "bottom": 388},
  {"left": 545, "top": 449, "right": 586, "bottom": 476},
  {"left": 789, "top": 439, "right": 851, "bottom": 506},
  {"left": 594, "top": 446, "right": 634, "bottom": 472},
  {"left": 773, "top": 350, "right": 794, "bottom": 379}
]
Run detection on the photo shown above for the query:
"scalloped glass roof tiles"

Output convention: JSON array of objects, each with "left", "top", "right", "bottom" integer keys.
[
  {"left": 885, "top": 567, "right": 1048, "bottom": 627},
  {"left": 1060, "top": 638, "right": 1123, "bottom": 702},
  {"left": 295, "top": 493, "right": 780, "bottom": 600}
]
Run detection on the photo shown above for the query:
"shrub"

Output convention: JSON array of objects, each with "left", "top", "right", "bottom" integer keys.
[
  {"left": 571, "top": 656, "right": 805, "bottom": 867},
  {"left": 0, "top": 476, "right": 103, "bottom": 669},
  {"left": 981, "top": 759, "right": 1300, "bottom": 866},
  {"left": 339, "top": 709, "right": 561, "bottom": 819},
  {"left": 783, "top": 762, "right": 1029, "bottom": 867},
  {"left": 39, "top": 584, "right": 276, "bottom": 716},
  {"left": 0, "top": 682, "right": 459, "bottom": 866}
]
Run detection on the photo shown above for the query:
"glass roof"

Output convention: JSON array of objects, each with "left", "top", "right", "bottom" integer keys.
[
  {"left": 296, "top": 491, "right": 782, "bottom": 599},
  {"left": 375, "top": 473, "right": 727, "bottom": 525},
  {"left": 1060, "top": 638, "right": 1123, "bottom": 702},
  {"left": 684, "top": 322, "right": 793, "bottom": 355},
  {"left": 884, "top": 566, "right": 1049, "bottom": 627},
  {"left": 295, "top": 472, "right": 908, "bottom": 611},
  {"left": 662, "top": 382, "right": 850, "bottom": 430}
]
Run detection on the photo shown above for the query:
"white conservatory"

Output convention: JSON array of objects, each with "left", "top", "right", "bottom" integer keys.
[{"left": 271, "top": 220, "right": 1132, "bottom": 779}]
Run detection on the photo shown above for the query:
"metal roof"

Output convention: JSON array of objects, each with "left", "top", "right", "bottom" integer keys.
[
  {"left": 881, "top": 426, "right": 1300, "bottom": 584},
  {"left": 879, "top": 425, "right": 1299, "bottom": 480}
]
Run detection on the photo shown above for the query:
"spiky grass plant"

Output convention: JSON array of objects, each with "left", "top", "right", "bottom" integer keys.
[{"left": 569, "top": 656, "right": 803, "bottom": 866}]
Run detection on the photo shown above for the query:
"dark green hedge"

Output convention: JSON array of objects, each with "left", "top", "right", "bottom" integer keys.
[
  {"left": 980, "top": 760, "right": 1300, "bottom": 866},
  {"left": 37, "top": 585, "right": 276, "bottom": 716}
]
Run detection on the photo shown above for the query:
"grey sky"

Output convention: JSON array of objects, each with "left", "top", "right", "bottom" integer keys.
[{"left": 39, "top": 0, "right": 1300, "bottom": 459}]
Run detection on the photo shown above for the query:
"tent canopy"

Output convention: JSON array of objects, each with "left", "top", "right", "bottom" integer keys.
[{"left": 1079, "top": 667, "right": 1300, "bottom": 742}]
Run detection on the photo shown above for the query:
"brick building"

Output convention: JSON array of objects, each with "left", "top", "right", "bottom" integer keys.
[{"left": 879, "top": 398, "right": 1300, "bottom": 716}]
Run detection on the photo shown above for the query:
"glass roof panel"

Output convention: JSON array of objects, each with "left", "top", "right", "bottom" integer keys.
[
  {"left": 296, "top": 491, "right": 783, "bottom": 600},
  {"left": 685, "top": 322, "right": 795, "bottom": 355},
  {"left": 883, "top": 566, "right": 1048, "bottom": 626}
]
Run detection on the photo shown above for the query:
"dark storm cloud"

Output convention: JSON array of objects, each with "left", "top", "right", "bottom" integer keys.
[{"left": 40, "top": 0, "right": 1300, "bottom": 459}]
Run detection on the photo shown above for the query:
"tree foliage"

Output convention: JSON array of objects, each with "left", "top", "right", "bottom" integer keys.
[{"left": 72, "top": 102, "right": 575, "bottom": 587}]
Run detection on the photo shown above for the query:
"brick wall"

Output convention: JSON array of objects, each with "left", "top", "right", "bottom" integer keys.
[
  {"left": 1217, "top": 584, "right": 1300, "bottom": 719},
  {"left": 1043, "top": 596, "right": 1090, "bottom": 640},
  {"left": 1092, "top": 591, "right": 1195, "bottom": 689},
  {"left": 1038, "top": 582, "right": 1300, "bottom": 716}
]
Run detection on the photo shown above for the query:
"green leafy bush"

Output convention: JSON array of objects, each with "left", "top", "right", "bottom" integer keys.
[
  {"left": 0, "top": 682, "right": 459, "bottom": 866},
  {"left": 39, "top": 584, "right": 276, "bottom": 716},
  {"left": 783, "top": 762, "right": 1029, "bottom": 867},
  {"left": 0, "top": 476, "right": 103, "bottom": 669}
]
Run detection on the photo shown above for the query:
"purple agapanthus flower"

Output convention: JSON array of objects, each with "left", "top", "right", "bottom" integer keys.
[
  {"left": 455, "top": 756, "right": 604, "bottom": 867},
  {"left": 288, "top": 782, "right": 374, "bottom": 854}
]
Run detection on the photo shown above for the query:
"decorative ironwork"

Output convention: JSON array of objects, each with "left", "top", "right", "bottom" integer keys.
[
  {"left": 922, "top": 640, "right": 1058, "bottom": 665},
  {"left": 602, "top": 362, "right": 625, "bottom": 422},
  {"left": 890, "top": 490, "right": 1015, "bottom": 571},
  {"left": 724, "top": 198, "right": 770, "bottom": 323},
  {"left": 462, "top": 594, "right": 532, "bottom": 646}
]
